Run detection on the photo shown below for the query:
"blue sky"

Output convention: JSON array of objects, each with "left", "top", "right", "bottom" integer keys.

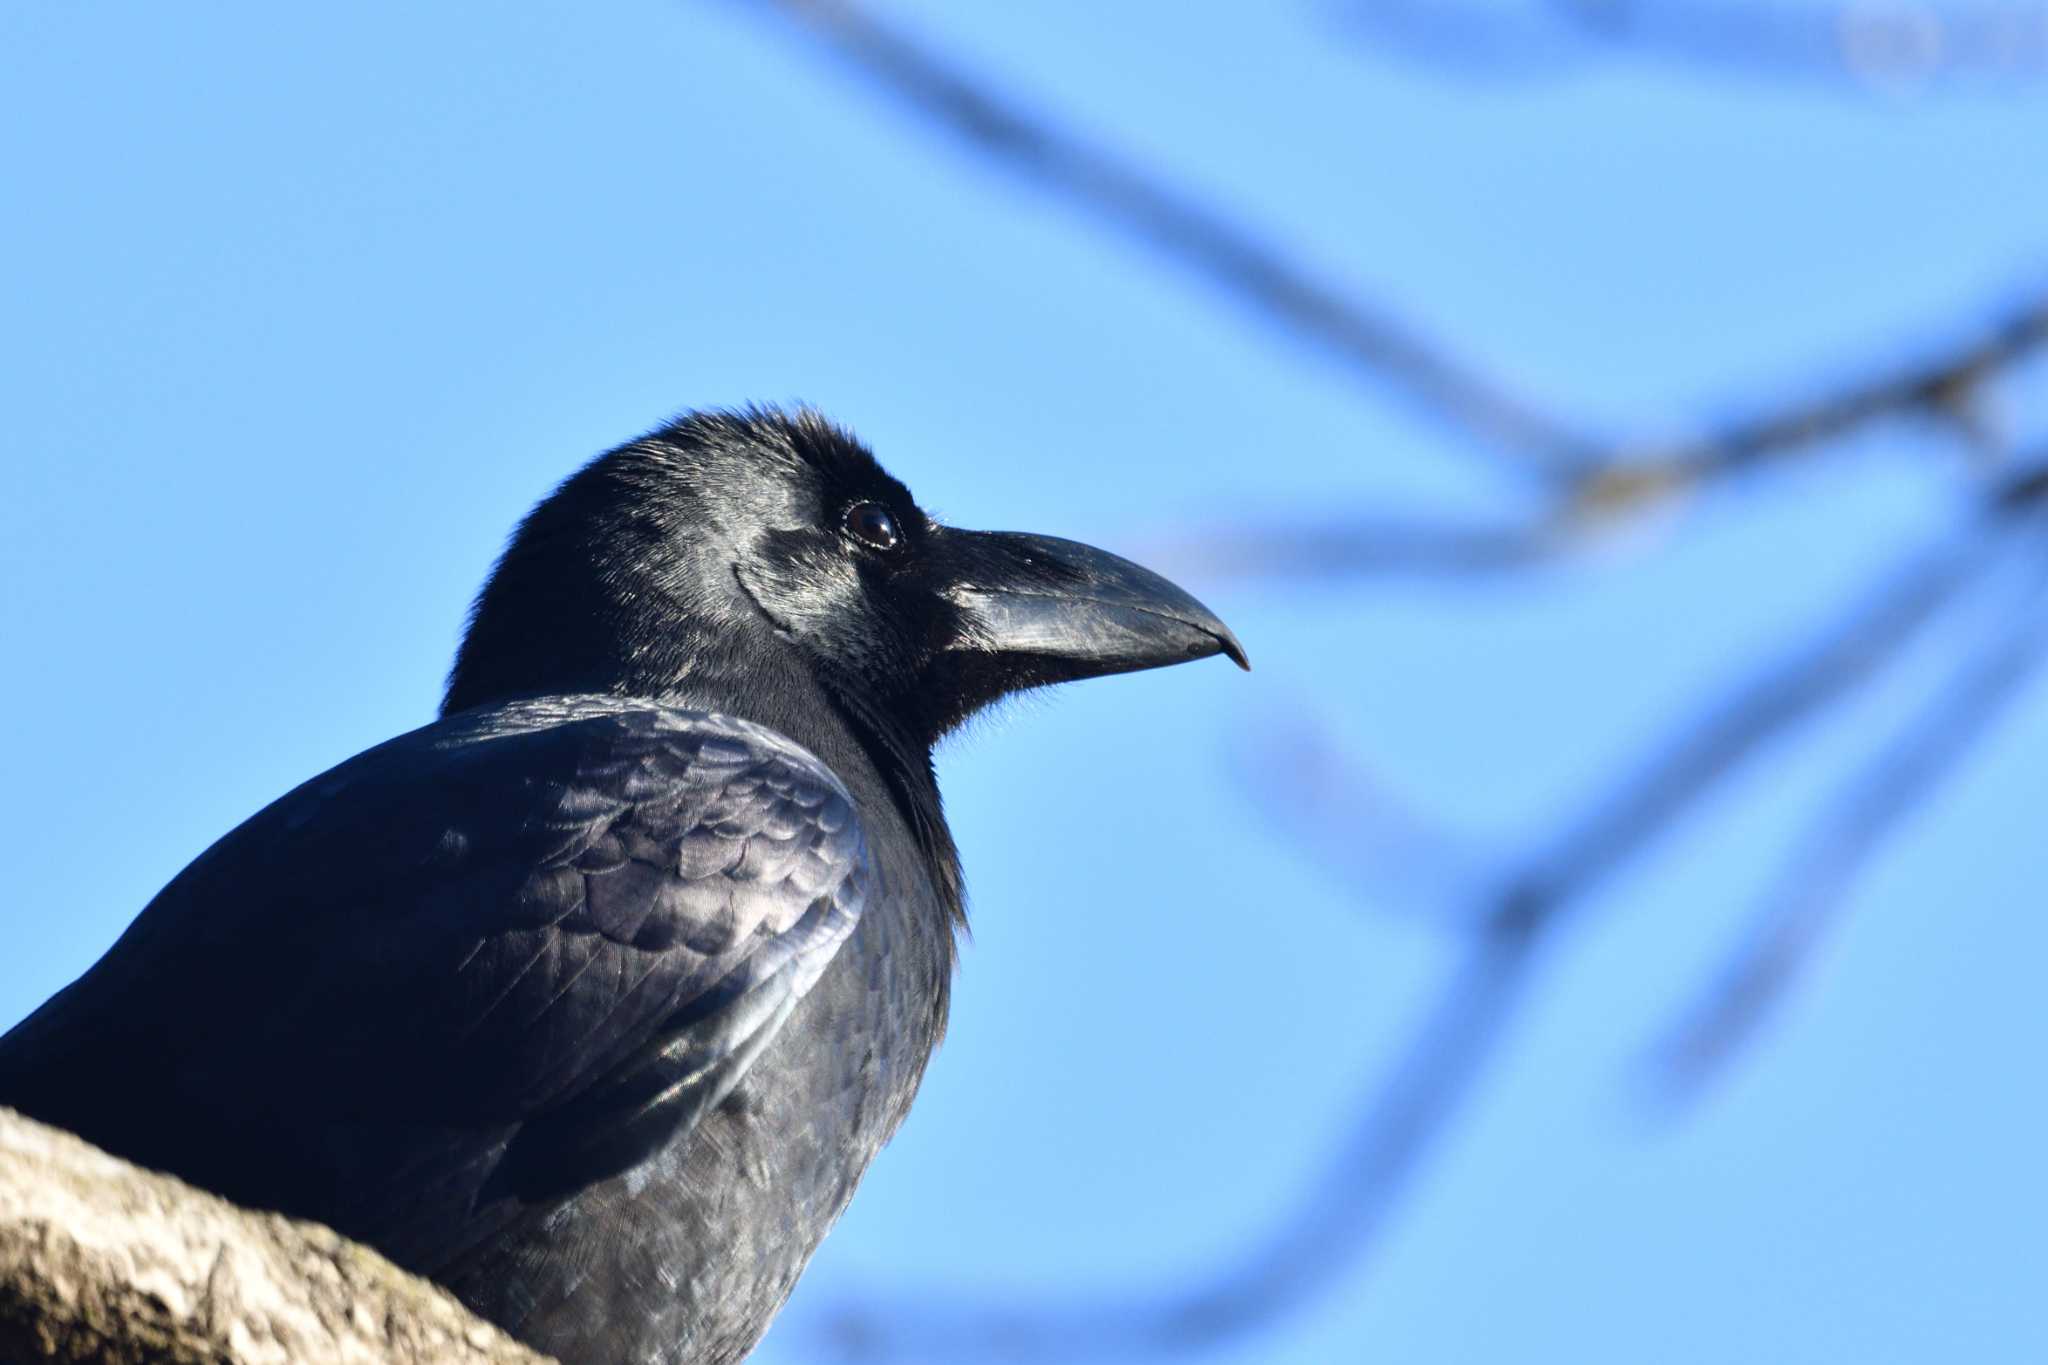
[{"left": 4, "top": 4, "right": 2047, "bottom": 1362}]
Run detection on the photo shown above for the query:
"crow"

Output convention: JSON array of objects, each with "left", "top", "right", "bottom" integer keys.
[{"left": 0, "top": 407, "right": 1245, "bottom": 1365}]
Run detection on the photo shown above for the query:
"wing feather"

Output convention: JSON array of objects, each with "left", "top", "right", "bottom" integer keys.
[{"left": 0, "top": 698, "right": 872, "bottom": 1273}]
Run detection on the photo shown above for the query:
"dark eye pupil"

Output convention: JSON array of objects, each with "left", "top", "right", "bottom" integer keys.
[{"left": 845, "top": 502, "right": 901, "bottom": 551}]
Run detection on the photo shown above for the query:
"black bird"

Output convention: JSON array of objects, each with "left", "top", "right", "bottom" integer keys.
[{"left": 0, "top": 408, "right": 1245, "bottom": 1365}]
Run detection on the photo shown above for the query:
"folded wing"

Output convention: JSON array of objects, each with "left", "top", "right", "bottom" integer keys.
[{"left": 0, "top": 699, "right": 869, "bottom": 1273}]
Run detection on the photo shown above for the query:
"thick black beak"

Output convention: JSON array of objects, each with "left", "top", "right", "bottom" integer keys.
[{"left": 941, "top": 531, "right": 1249, "bottom": 681}]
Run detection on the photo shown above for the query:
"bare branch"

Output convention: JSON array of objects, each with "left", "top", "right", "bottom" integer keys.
[
  {"left": 1648, "top": 517, "right": 2048, "bottom": 1107},
  {"left": 1634, "top": 294, "right": 2048, "bottom": 487},
  {"left": 737, "top": 2, "right": 2048, "bottom": 575},
  {"left": 1227, "top": 704, "right": 1497, "bottom": 919},
  {"left": 1336, "top": 1, "right": 2048, "bottom": 89},
  {"left": 1139, "top": 512, "right": 1565, "bottom": 582},
  {"left": 743, "top": 0, "right": 1603, "bottom": 481},
  {"left": 1154, "top": 294, "right": 2048, "bottom": 583},
  {"left": 0, "top": 1108, "right": 550, "bottom": 1365},
  {"left": 1496, "top": 509, "right": 1996, "bottom": 911}
]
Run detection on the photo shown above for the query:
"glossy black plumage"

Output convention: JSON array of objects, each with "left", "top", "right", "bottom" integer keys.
[{"left": 0, "top": 408, "right": 1243, "bottom": 1364}]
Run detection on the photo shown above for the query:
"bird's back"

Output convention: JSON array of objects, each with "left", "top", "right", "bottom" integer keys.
[{"left": 0, "top": 696, "right": 954, "bottom": 1365}]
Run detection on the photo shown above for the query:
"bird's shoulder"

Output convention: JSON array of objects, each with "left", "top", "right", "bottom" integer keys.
[
  {"left": 285, "top": 698, "right": 873, "bottom": 1065},
  {"left": 418, "top": 697, "right": 869, "bottom": 941},
  {"left": 156, "top": 696, "right": 870, "bottom": 950},
  {"left": 6, "top": 699, "right": 875, "bottom": 1135}
]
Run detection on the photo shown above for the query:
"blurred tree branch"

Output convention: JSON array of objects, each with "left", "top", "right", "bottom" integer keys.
[
  {"left": 749, "top": 0, "right": 2047, "bottom": 524},
  {"left": 1142, "top": 292, "right": 2046, "bottom": 583},
  {"left": 1335, "top": 1, "right": 2048, "bottom": 90},
  {"left": 728, "top": 1, "right": 2048, "bottom": 1358},
  {"left": 1649, "top": 500, "right": 2048, "bottom": 1107},
  {"left": 746, "top": 0, "right": 1605, "bottom": 482}
]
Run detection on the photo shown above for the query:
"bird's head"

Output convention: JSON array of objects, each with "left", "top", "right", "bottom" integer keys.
[{"left": 444, "top": 407, "right": 1246, "bottom": 753}]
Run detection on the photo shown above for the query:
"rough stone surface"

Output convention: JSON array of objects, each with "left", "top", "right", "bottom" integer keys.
[{"left": 0, "top": 1107, "right": 553, "bottom": 1364}]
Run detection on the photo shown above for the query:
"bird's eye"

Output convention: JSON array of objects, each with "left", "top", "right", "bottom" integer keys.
[{"left": 842, "top": 501, "right": 902, "bottom": 552}]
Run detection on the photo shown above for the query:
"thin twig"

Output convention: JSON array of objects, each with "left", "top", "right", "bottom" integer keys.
[
  {"left": 1156, "top": 294, "right": 2048, "bottom": 583},
  {"left": 1227, "top": 703, "right": 1496, "bottom": 919},
  {"left": 1337, "top": 1, "right": 2048, "bottom": 86},
  {"left": 1497, "top": 515, "right": 1994, "bottom": 911},
  {"left": 1649, "top": 519, "right": 2048, "bottom": 1106},
  {"left": 1639, "top": 296, "right": 2048, "bottom": 486},
  {"left": 1140, "top": 512, "right": 1565, "bottom": 581}
]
